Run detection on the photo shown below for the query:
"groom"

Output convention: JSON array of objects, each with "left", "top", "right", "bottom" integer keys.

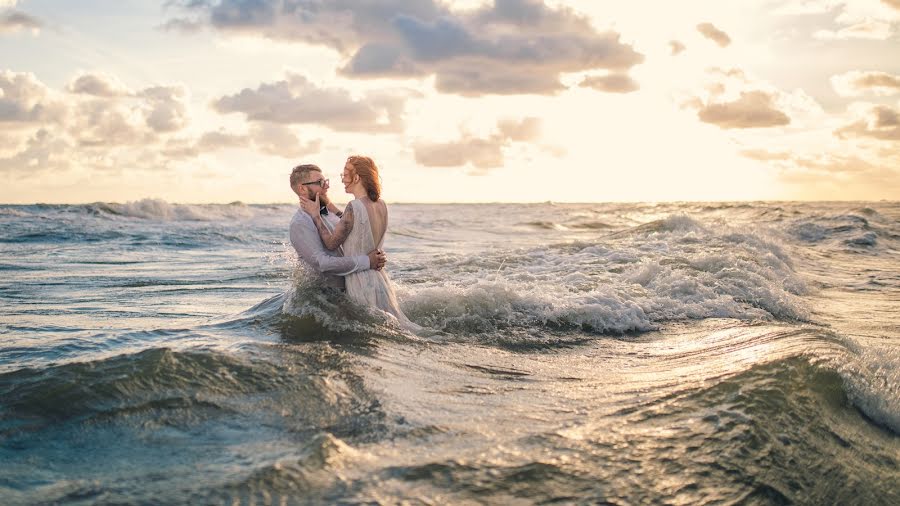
[{"left": 289, "top": 163, "right": 386, "bottom": 290}]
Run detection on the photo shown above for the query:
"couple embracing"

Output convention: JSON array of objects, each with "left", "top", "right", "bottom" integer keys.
[{"left": 289, "top": 156, "right": 422, "bottom": 333}]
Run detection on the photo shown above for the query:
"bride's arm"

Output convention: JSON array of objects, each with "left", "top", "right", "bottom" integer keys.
[{"left": 312, "top": 203, "right": 354, "bottom": 251}]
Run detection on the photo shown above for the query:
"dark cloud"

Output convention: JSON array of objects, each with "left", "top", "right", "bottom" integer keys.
[
  {"left": 697, "top": 91, "right": 790, "bottom": 129},
  {"left": 853, "top": 72, "right": 900, "bottom": 89},
  {"left": 414, "top": 117, "right": 540, "bottom": 172},
  {"left": 669, "top": 40, "right": 685, "bottom": 56},
  {"left": 832, "top": 70, "right": 900, "bottom": 96},
  {"left": 835, "top": 104, "right": 900, "bottom": 141},
  {"left": 0, "top": 9, "right": 41, "bottom": 33},
  {"left": 697, "top": 22, "right": 731, "bottom": 47},
  {"left": 579, "top": 73, "right": 639, "bottom": 93},
  {"left": 167, "top": 0, "right": 644, "bottom": 96},
  {"left": 212, "top": 73, "right": 412, "bottom": 132}
]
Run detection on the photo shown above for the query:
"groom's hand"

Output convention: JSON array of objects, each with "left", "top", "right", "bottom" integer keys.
[{"left": 367, "top": 249, "right": 386, "bottom": 270}]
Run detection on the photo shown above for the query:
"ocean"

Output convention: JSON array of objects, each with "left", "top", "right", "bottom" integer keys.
[{"left": 1, "top": 200, "right": 898, "bottom": 504}]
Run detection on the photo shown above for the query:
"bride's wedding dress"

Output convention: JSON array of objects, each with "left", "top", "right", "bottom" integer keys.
[{"left": 342, "top": 198, "right": 422, "bottom": 333}]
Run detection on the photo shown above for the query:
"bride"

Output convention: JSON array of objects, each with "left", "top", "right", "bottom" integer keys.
[{"left": 299, "top": 155, "right": 422, "bottom": 333}]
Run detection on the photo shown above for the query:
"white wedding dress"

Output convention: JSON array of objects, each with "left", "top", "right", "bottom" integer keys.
[{"left": 342, "top": 198, "right": 422, "bottom": 333}]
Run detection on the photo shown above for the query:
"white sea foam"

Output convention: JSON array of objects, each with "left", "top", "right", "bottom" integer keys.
[
  {"left": 0, "top": 208, "right": 29, "bottom": 217},
  {"left": 838, "top": 342, "right": 900, "bottom": 434},
  {"left": 87, "top": 199, "right": 286, "bottom": 221},
  {"left": 398, "top": 214, "right": 810, "bottom": 334}
]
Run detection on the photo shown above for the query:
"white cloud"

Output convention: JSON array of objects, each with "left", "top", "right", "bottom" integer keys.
[
  {"left": 213, "top": 73, "right": 414, "bottom": 132},
  {"left": 0, "top": 70, "right": 66, "bottom": 124},
  {"left": 67, "top": 72, "right": 132, "bottom": 97},
  {"left": 814, "top": 19, "right": 893, "bottom": 39},
  {"left": 413, "top": 117, "right": 541, "bottom": 172}
]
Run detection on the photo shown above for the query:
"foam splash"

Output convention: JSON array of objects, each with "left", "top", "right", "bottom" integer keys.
[
  {"left": 84, "top": 199, "right": 283, "bottom": 221},
  {"left": 398, "top": 214, "right": 810, "bottom": 335},
  {"left": 837, "top": 342, "right": 900, "bottom": 434}
]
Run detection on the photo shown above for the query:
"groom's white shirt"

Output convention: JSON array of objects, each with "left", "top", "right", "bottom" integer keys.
[{"left": 290, "top": 209, "right": 369, "bottom": 288}]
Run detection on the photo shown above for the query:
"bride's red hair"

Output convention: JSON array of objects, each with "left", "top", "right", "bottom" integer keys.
[{"left": 347, "top": 155, "right": 381, "bottom": 202}]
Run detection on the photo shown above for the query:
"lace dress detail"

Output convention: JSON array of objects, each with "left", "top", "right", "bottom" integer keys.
[{"left": 343, "top": 199, "right": 422, "bottom": 333}]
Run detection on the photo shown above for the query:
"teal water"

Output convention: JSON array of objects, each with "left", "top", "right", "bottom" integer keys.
[{"left": 1, "top": 201, "right": 898, "bottom": 504}]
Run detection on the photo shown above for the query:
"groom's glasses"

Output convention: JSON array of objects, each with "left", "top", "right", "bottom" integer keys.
[{"left": 301, "top": 178, "right": 328, "bottom": 187}]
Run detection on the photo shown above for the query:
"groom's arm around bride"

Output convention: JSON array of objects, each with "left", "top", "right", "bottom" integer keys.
[{"left": 288, "top": 164, "right": 385, "bottom": 291}]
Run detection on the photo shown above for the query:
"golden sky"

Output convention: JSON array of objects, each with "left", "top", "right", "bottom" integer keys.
[{"left": 1, "top": 0, "right": 899, "bottom": 203}]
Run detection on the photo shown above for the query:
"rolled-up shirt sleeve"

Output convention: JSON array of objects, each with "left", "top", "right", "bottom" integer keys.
[{"left": 290, "top": 214, "right": 369, "bottom": 276}]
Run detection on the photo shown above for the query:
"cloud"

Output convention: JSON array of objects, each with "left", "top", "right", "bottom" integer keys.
[
  {"left": 413, "top": 117, "right": 541, "bottom": 172},
  {"left": 669, "top": 40, "right": 686, "bottom": 55},
  {"left": 497, "top": 117, "right": 542, "bottom": 141},
  {"left": 0, "top": 70, "right": 66, "bottom": 124},
  {"left": 835, "top": 104, "right": 900, "bottom": 141},
  {"left": 69, "top": 99, "right": 154, "bottom": 147},
  {"left": 579, "top": 73, "right": 639, "bottom": 93},
  {"left": 212, "top": 73, "right": 413, "bottom": 132},
  {"left": 739, "top": 144, "right": 899, "bottom": 199},
  {"left": 1, "top": 69, "right": 200, "bottom": 178},
  {"left": 167, "top": 0, "right": 644, "bottom": 96},
  {"left": 0, "top": 129, "right": 71, "bottom": 175},
  {"left": 683, "top": 67, "right": 815, "bottom": 130},
  {"left": 831, "top": 70, "right": 900, "bottom": 96},
  {"left": 139, "top": 85, "right": 189, "bottom": 133},
  {"left": 0, "top": 9, "right": 41, "bottom": 34},
  {"left": 165, "top": 124, "right": 321, "bottom": 159},
  {"left": 696, "top": 22, "right": 731, "bottom": 47},
  {"left": 250, "top": 123, "right": 322, "bottom": 157},
  {"left": 772, "top": 0, "right": 899, "bottom": 40},
  {"left": 67, "top": 72, "right": 132, "bottom": 97},
  {"left": 814, "top": 19, "right": 893, "bottom": 39},
  {"left": 158, "top": 17, "right": 204, "bottom": 34},
  {"left": 697, "top": 91, "right": 791, "bottom": 129},
  {"left": 739, "top": 149, "right": 792, "bottom": 161}
]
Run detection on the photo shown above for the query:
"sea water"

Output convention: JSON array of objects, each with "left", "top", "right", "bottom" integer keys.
[{"left": 1, "top": 200, "right": 898, "bottom": 504}]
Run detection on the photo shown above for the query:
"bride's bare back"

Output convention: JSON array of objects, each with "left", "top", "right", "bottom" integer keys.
[{"left": 359, "top": 197, "right": 388, "bottom": 248}]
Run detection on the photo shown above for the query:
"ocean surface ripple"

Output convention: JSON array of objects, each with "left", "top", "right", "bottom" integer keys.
[{"left": 1, "top": 199, "right": 898, "bottom": 505}]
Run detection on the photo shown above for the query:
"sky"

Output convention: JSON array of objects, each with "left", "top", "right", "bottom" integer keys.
[{"left": 1, "top": 0, "right": 899, "bottom": 204}]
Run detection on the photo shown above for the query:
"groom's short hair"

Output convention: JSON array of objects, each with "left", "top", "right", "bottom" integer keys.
[{"left": 290, "top": 164, "right": 321, "bottom": 188}]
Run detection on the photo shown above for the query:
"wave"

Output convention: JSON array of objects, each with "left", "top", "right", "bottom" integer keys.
[
  {"left": 399, "top": 215, "right": 810, "bottom": 335},
  {"left": 783, "top": 209, "right": 900, "bottom": 251},
  {"left": 0, "top": 345, "right": 382, "bottom": 435},
  {"left": 82, "top": 199, "right": 282, "bottom": 221},
  {"left": 0, "top": 207, "right": 30, "bottom": 218},
  {"left": 835, "top": 342, "right": 900, "bottom": 433}
]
